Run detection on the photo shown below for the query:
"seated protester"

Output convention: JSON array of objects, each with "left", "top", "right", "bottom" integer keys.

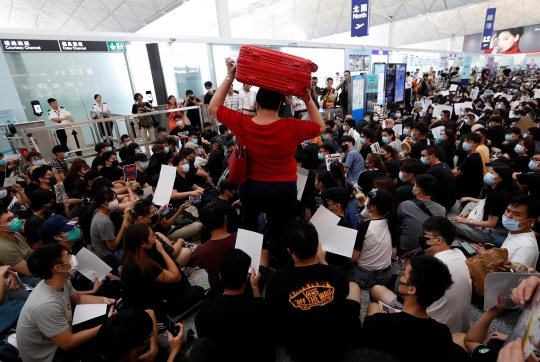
[
  {"left": 294, "top": 150, "right": 318, "bottom": 218},
  {"left": 48, "top": 144, "right": 70, "bottom": 182},
  {"left": 359, "top": 128, "right": 375, "bottom": 160},
  {"left": 146, "top": 143, "right": 168, "bottom": 180},
  {"left": 454, "top": 133, "right": 484, "bottom": 200},
  {"left": 524, "top": 127, "right": 540, "bottom": 153},
  {"left": 1, "top": 262, "right": 28, "bottom": 306},
  {"left": 118, "top": 134, "right": 132, "bottom": 162},
  {"left": 451, "top": 162, "right": 513, "bottom": 244},
  {"left": 422, "top": 146, "right": 457, "bottom": 212},
  {"left": 121, "top": 223, "right": 205, "bottom": 323},
  {"left": 63, "top": 159, "right": 89, "bottom": 195},
  {"left": 375, "top": 217, "right": 471, "bottom": 333},
  {"left": 223, "top": 139, "right": 236, "bottom": 172},
  {"left": 305, "top": 170, "right": 333, "bottom": 221},
  {"left": 24, "top": 189, "right": 55, "bottom": 249},
  {"left": 380, "top": 128, "right": 400, "bottom": 153},
  {"left": 379, "top": 145, "right": 401, "bottom": 184},
  {"left": 134, "top": 153, "right": 150, "bottom": 188},
  {"left": 303, "top": 138, "right": 323, "bottom": 171},
  {"left": 473, "top": 126, "right": 490, "bottom": 176},
  {"left": 350, "top": 189, "right": 397, "bottom": 288},
  {"left": 90, "top": 188, "right": 128, "bottom": 264},
  {"left": 358, "top": 153, "right": 387, "bottom": 194},
  {"left": 41, "top": 215, "right": 121, "bottom": 300},
  {"left": 515, "top": 152, "right": 540, "bottom": 198},
  {"left": 396, "top": 158, "right": 424, "bottom": 203},
  {"left": 157, "top": 126, "right": 169, "bottom": 141},
  {"left": 91, "top": 142, "right": 112, "bottom": 171},
  {"left": 16, "top": 243, "right": 116, "bottom": 362},
  {"left": 317, "top": 143, "right": 332, "bottom": 171},
  {"left": 500, "top": 195, "right": 540, "bottom": 269},
  {"left": 99, "top": 151, "right": 123, "bottom": 182},
  {"left": 404, "top": 121, "right": 430, "bottom": 159},
  {"left": 343, "top": 118, "right": 361, "bottom": 152},
  {"left": 201, "top": 121, "right": 218, "bottom": 151},
  {"left": 501, "top": 126, "right": 522, "bottom": 160},
  {"left": 123, "top": 142, "right": 141, "bottom": 167},
  {"left": 171, "top": 155, "right": 204, "bottom": 208},
  {"left": 179, "top": 147, "right": 210, "bottom": 188},
  {"left": 399, "top": 121, "right": 413, "bottom": 141},
  {"left": 487, "top": 115, "right": 505, "bottom": 151},
  {"left": 397, "top": 174, "right": 445, "bottom": 253},
  {"left": 195, "top": 249, "right": 274, "bottom": 362},
  {"left": 207, "top": 138, "right": 225, "bottom": 185},
  {"left": 321, "top": 187, "right": 351, "bottom": 268},
  {"left": 169, "top": 114, "right": 191, "bottom": 139},
  {"left": 436, "top": 128, "right": 457, "bottom": 169},
  {"left": 513, "top": 138, "right": 536, "bottom": 173},
  {"left": 202, "top": 179, "right": 241, "bottom": 243},
  {"left": 124, "top": 199, "right": 194, "bottom": 265},
  {"left": 265, "top": 220, "right": 361, "bottom": 362},
  {"left": 362, "top": 255, "right": 454, "bottom": 362},
  {"left": 322, "top": 127, "right": 339, "bottom": 153}
]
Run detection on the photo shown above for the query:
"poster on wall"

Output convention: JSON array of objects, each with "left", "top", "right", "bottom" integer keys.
[
  {"left": 461, "top": 55, "right": 473, "bottom": 86},
  {"left": 351, "top": 74, "right": 365, "bottom": 121},
  {"left": 349, "top": 54, "right": 370, "bottom": 71},
  {"left": 394, "top": 64, "right": 406, "bottom": 103},
  {"left": 439, "top": 57, "right": 449, "bottom": 68},
  {"left": 384, "top": 64, "right": 396, "bottom": 104},
  {"left": 463, "top": 23, "right": 540, "bottom": 54},
  {"left": 373, "top": 63, "right": 386, "bottom": 105},
  {"left": 365, "top": 74, "right": 378, "bottom": 113}
]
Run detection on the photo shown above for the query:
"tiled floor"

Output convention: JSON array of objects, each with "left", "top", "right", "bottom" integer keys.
[{"left": 179, "top": 200, "right": 520, "bottom": 361}]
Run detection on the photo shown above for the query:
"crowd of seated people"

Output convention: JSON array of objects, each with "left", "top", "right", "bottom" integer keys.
[{"left": 2, "top": 68, "right": 540, "bottom": 362}]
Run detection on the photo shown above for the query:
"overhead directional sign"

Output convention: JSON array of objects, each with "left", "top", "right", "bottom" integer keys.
[
  {"left": 481, "top": 8, "right": 497, "bottom": 51},
  {"left": 59, "top": 40, "right": 109, "bottom": 52},
  {"left": 1, "top": 39, "right": 60, "bottom": 52},
  {"left": 107, "top": 41, "right": 127, "bottom": 52},
  {"left": 1, "top": 39, "right": 127, "bottom": 53},
  {"left": 351, "top": 0, "right": 369, "bottom": 37}
]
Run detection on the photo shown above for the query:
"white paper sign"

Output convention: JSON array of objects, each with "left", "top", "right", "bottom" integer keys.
[
  {"left": 484, "top": 272, "right": 531, "bottom": 310},
  {"left": 310, "top": 205, "right": 341, "bottom": 226},
  {"left": 3, "top": 173, "right": 17, "bottom": 188},
  {"left": 313, "top": 221, "right": 357, "bottom": 258},
  {"left": 431, "top": 126, "right": 444, "bottom": 138},
  {"left": 141, "top": 186, "right": 153, "bottom": 199},
  {"left": 440, "top": 90, "right": 449, "bottom": 96},
  {"left": 433, "top": 104, "right": 454, "bottom": 118},
  {"left": 152, "top": 165, "right": 176, "bottom": 206},
  {"left": 297, "top": 167, "right": 309, "bottom": 201},
  {"left": 534, "top": 89, "right": 540, "bottom": 99},
  {"left": 76, "top": 247, "right": 112, "bottom": 282},
  {"left": 454, "top": 102, "right": 473, "bottom": 116},
  {"left": 471, "top": 89, "right": 479, "bottom": 100},
  {"left": 7, "top": 195, "right": 17, "bottom": 211},
  {"left": 235, "top": 229, "right": 263, "bottom": 275},
  {"left": 3, "top": 154, "right": 20, "bottom": 162},
  {"left": 370, "top": 142, "right": 380, "bottom": 154},
  {"left": 72, "top": 304, "right": 107, "bottom": 325},
  {"left": 449, "top": 84, "right": 458, "bottom": 92},
  {"left": 392, "top": 124, "right": 403, "bottom": 137}
]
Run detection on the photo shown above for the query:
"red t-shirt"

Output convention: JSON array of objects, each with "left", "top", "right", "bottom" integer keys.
[
  {"left": 193, "top": 234, "right": 237, "bottom": 297},
  {"left": 217, "top": 106, "right": 320, "bottom": 182}
]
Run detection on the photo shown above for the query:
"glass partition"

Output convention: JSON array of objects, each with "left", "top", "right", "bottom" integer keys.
[{"left": 169, "top": 42, "right": 214, "bottom": 98}]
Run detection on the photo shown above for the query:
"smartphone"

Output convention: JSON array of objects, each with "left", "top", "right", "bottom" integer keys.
[
  {"left": 146, "top": 91, "right": 153, "bottom": 103},
  {"left": 188, "top": 196, "right": 201, "bottom": 204},
  {"left": 31, "top": 100, "right": 43, "bottom": 116},
  {"left": 315, "top": 197, "right": 323, "bottom": 208},
  {"left": 161, "top": 205, "right": 170, "bottom": 215},
  {"left": 459, "top": 241, "right": 477, "bottom": 257},
  {"left": 166, "top": 315, "right": 180, "bottom": 337},
  {"left": 197, "top": 147, "right": 202, "bottom": 155}
]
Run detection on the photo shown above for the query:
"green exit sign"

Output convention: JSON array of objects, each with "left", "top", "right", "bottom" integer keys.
[{"left": 107, "top": 41, "right": 126, "bottom": 52}]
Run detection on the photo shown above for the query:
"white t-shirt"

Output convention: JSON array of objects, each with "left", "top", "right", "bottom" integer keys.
[
  {"left": 355, "top": 219, "right": 392, "bottom": 270},
  {"left": 501, "top": 231, "right": 539, "bottom": 269},
  {"left": 427, "top": 249, "right": 472, "bottom": 334}
]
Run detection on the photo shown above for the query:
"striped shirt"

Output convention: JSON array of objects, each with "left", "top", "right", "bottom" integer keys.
[
  {"left": 48, "top": 158, "right": 69, "bottom": 176},
  {"left": 224, "top": 93, "right": 240, "bottom": 111}
]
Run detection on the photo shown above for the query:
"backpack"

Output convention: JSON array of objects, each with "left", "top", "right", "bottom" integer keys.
[{"left": 138, "top": 114, "right": 156, "bottom": 128}]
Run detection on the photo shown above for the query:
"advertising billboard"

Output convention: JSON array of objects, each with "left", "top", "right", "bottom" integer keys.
[{"left": 463, "top": 24, "right": 540, "bottom": 54}]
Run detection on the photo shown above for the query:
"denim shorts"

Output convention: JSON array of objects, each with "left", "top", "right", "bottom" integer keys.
[{"left": 349, "top": 264, "right": 393, "bottom": 289}]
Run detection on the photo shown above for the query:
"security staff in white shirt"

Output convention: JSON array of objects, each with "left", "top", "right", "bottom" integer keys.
[
  {"left": 91, "top": 94, "right": 114, "bottom": 142},
  {"left": 47, "top": 98, "right": 74, "bottom": 146},
  {"left": 239, "top": 84, "right": 256, "bottom": 115}
]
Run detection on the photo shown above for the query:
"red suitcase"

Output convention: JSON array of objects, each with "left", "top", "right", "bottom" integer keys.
[{"left": 235, "top": 45, "right": 318, "bottom": 102}]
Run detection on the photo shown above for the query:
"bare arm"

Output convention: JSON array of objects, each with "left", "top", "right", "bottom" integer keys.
[
  {"left": 305, "top": 97, "right": 325, "bottom": 134},
  {"left": 11, "top": 259, "right": 32, "bottom": 276},
  {"left": 50, "top": 326, "right": 100, "bottom": 351},
  {"left": 209, "top": 59, "right": 236, "bottom": 117},
  {"left": 155, "top": 242, "right": 181, "bottom": 283},
  {"left": 464, "top": 294, "right": 505, "bottom": 354}
]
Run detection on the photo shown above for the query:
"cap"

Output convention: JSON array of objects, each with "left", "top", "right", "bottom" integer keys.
[
  {"left": 42, "top": 215, "right": 77, "bottom": 237},
  {"left": 134, "top": 153, "right": 148, "bottom": 162},
  {"left": 226, "top": 140, "right": 236, "bottom": 148},
  {"left": 184, "top": 142, "right": 197, "bottom": 149},
  {"left": 485, "top": 157, "right": 511, "bottom": 166},
  {"left": 471, "top": 124, "right": 484, "bottom": 132},
  {"left": 95, "top": 142, "right": 110, "bottom": 152},
  {"left": 321, "top": 187, "right": 350, "bottom": 206},
  {"left": 210, "top": 136, "right": 222, "bottom": 144},
  {"left": 505, "top": 127, "right": 521, "bottom": 135},
  {"left": 413, "top": 101, "right": 422, "bottom": 109}
]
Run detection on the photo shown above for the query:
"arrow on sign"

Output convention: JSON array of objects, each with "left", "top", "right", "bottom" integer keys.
[
  {"left": 71, "top": 130, "right": 80, "bottom": 148},
  {"left": 109, "top": 43, "right": 116, "bottom": 51},
  {"left": 130, "top": 121, "right": 136, "bottom": 136}
]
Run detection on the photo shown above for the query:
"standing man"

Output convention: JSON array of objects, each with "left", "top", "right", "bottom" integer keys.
[
  {"left": 47, "top": 98, "right": 74, "bottom": 147},
  {"left": 183, "top": 90, "right": 204, "bottom": 128},
  {"left": 224, "top": 84, "right": 240, "bottom": 111},
  {"left": 321, "top": 78, "right": 336, "bottom": 109},
  {"left": 239, "top": 84, "right": 257, "bottom": 116},
  {"left": 336, "top": 70, "right": 350, "bottom": 116},
  {"left": 405, "top": 71, "right": 412, "bottom": 111},
  {"left": 203, "top": 81, "right": 214, "bottom": 106},
  {"left": 311, "top": 76, "right": 322, "bottom": 109}
]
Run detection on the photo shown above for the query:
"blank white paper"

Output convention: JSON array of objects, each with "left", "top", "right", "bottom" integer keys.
[
  {"left": 76, "top": 247, "right": 112, "bottom": 282},
  {"left": 312, "top": 221, "right": 357, "bottom": 258},
  {"left": 310, "top": 205, "right": 341, "bottom": 227},
  {"left": 235, "top": 229, "right": 263, "bottom": 275},
  {"left": 484, "top": 272, "right": 530, "bottom": 310},
  {"left": 297, "top": 167, "right": 309, "bottom": 201},
  {"left": 72, "top": 304, "right": 107, "bottom": 325},
  {"left": 153, "top": 165, "right": 177, "bottom": 206}
]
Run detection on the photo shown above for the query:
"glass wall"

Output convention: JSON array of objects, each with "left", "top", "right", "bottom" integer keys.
[{"left": 169, "top": 42, "right": 214, "bottom": 98}]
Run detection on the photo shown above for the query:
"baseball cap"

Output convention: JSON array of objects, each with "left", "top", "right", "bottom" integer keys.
[
  {"left": 210, "top": 136, "right": 222, "bottom": 144},
  {"left": 184, "top": 142, "right": 197, "bottom": 149},
  {"left": 226, "top": 140, "right": 236, "bottom": 148},
  {"left": 42, "top": 215, "right": 77, "bottom": 237}
]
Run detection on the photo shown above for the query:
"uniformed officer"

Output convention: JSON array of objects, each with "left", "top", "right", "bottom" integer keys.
[
  {"left": 47, "top": 98, "right": 74, "bottom": 146},
  {"left": 92, "top": 94, "right": 114, "bottom": 142}
]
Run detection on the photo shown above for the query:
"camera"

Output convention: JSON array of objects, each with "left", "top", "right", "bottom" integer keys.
[{"left": 190, "top": 96, "right": 195, "bottom": 100}]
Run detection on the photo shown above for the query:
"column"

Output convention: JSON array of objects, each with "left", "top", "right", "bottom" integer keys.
[
  {"left": 448, "top": 36, "right": 456, "bottom": 52},
  {"left": 215, "top": 0, "right": 232, "bottom": 38},
  {"left": 388, "top": 21, "right": 396, "bottom": 47}
]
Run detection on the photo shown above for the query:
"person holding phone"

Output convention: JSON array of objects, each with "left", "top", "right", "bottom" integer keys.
[
  {"left": 131, "top": 93, "right": 155, "bottom": 115},
  {"left": 183, "top": 90, "right": 204, "bottom": 127}
]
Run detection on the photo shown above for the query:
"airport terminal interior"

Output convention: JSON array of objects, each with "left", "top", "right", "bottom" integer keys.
[{"left": 3, "top": 0, "right": 540, "bottom": 361}]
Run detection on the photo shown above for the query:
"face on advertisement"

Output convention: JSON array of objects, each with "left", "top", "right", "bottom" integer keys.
[{"left": 497, "top": 30, "right": 520, "bottom": 52}]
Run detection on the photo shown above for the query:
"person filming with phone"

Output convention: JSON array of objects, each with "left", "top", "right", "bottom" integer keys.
[{"left": 131, "top": 93, "right": 155, "bottom": 115}]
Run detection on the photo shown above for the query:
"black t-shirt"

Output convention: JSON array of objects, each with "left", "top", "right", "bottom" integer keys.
[
  {"left": 171, "top": 172, "right": 194, "bottom": 207},
  {"left": 324, "top": 217, "right": 349, "bottom": 268},
  {"left": 100, "top": 167, "right": 122, "bottom": 182},
  {"left": 385, "top": 158, "right": 400, "bottom": 180},
  {"left": 410, "top": 139, "right": 428, "bottom": 159},
  {"left": 195, "top": 294, "right": 274, "bottom": 362},
  {"left": 203, "top": 92, "right": 214, "bottom": 105},
  {"left": 360, "top": 144, "right": 372, "bottom": 161},
  {"left": 136, "top": 170, "right": 148, "bottom": 187},
  {"left": 426, "top": 162, "right": 457, "bottom": 211},
  {"left": 488, "top": 126, "right": 506, "bottom": 150},
  {"left": 513, "top": 156, "right": 530, "bottom": 173},
  {"left": 24, "top": 182, "right": 39, "bottom": 198},
  {"left": 502, "top": 139, "right": 520, "bottom": 160},
  {"left": 25, "top": 211, "right": 53, "bottom": 245},
  {"left": 118, "top": 146, "right": 129, "bottom": 162},
  {"left": 304, "top": 143, "right": 322, "bottom": 170},
  {"left": 170, "top": 125, "right": 190, "bottom": 137},
  {"left": 358, "top": 169, "right": 385, "bottom": 193},
  {"left": 207, "top": 150, "right": 225, "bottom": 185},
  {"left": 457, "top": 153, "right": 484, "bottom": 198},
  {"left": 186, "top": 97, "right": 202, "bottom": 124},
  {"left": 311, "top": 86, "right": 322, "bottom": 109},
  {"left": 91, "top": 155, "right": 104, "bottom": 171},
  {"left": 438, "top": 141, "right": 456, "bottom": 168},
  {"left": 265, "top": 263, "right": 356, "bottom": 361},
  {"left": 483, "top": 187, "right": 510, "bottom": 226},
  {"left": 63, "top": 173, "right": 79, "bottom": 193},
  {"left": 517, "top": 172, "right": 540, "bottom": 199},
  {"left": 361, "top": 312, "right": 453, "bottom": 362}
]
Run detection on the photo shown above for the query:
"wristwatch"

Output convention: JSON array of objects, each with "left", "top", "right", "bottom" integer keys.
[{"left": 225, "top": 75, "right": 234, "bottom": 83}]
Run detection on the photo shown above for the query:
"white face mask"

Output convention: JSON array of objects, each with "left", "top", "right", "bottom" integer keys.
[
  {"left": 107, "top": 199, "right": 119, "bottom": 211},
  {"left": 59, "top": 255, "right": 78, "bottom": 276}
]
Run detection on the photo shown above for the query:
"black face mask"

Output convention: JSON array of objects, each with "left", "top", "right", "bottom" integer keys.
[
  {"left": 111, "top": 161, "right": 119, "bottom": 168},
  {"left": 150, "top": 213, "right": 159, "bottom": 224},
  {"left": 418, "top": 235, "right": 434, "bottom": 250},
  {"left": 228, "top": 191, "right": 239, "bottom": 204},
  {"left": 340, "top": 144, "right": 349, "bottom": 153},
  {"left": 46, "top": 176, "right": 57, "bottom": 186}
]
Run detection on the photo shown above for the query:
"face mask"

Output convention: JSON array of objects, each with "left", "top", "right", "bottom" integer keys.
[
  {"left": 403, "top": 129, "right": 409, "bottom": 136},
  {"left": 32, "top": 159, "right": 44, "bottom": 165},
  {"left": 373, "top": 116, "right": 379, "bottom": 121},
  {"left": 0, "top": 189, "right": 7, "bottom": 199},
  {"left": 140, "top": 161, "right": 149, "bottom": 169},
  {"left": 0, "top": 159, "right": 5, "bottom": 166},
  {"left": 340, "top": 144, "right": 349, "bottom": 153},
  {"left": 181, "top": 164, "right": 190, "bottom": 173},
  {"left": 436, "top": 136, "right": 444, "bottom": 144},
  {"left": 393, "top": 273, "right": 413, "bottom": 297},
  {"left": 322, "top": 134, "right": 328, "bottom": 140},
  {"left": 61, "top": 255, "right": 78, "bottom": 275},
  {"left": 382, "top": 136, "right": 389, "bottom": 144},
  {"left": 176, "top": 121, "right": 183, "bottom": 127},
  {"left": 164, "top": 147, "right": 169, "bottom": 154},
  {"left": 125, "top": 141, "right": 132, "bottom": 147},
  {"left": 303, "top": 140, "right": 309, "bottom": 145},
  {"left": 523, "top": 133, "right": 528, "bottom": 138},
  {"left": 420, "top": 156, "right": 429, "bottom": 166},
  {"left": 66, "top": 227, "right": 81, "bottom": 242},
  {"left": 318, "top": 153, "right": 324, "bottom": 161},
  {"left": 150, "top": 213, "right": 159, "bottom": 224},
  {"left": 496, "top": 104, "right": 501, "bottom": 109},
  {"left": 505, "top": 134, "right": 513, "bottom": 142},
  {"left": 437, "top": 115, "right": 442, "bottom": 121},
  {"left": 514, "top": 144, "right": 525, "bottom": 154},
  {"left": 395, "top": 113, "right": 401, "bottom": 118},
  {"left": 502, "top": 215, "right": 529, "bottom": 232},
  {"left": 192, "top": 139, "right": 198, "bottom": 145},
  {"left": 3, "top": 218, "right": 22, "bottom": 233},
  {"left": 461, "top": 111, "right": 465, "bottom": 116},
  {"left": 484, "top": 173, "right": 497, "bottom": 185},
  {"left": 107, "top": 199, "right": 119, "bottom": 211},
  {"left": 462, "top": 142, "right": 472, "bottom": 152},
  {"left": 529, "top": 160, "right": 539, "bottom": 171},
  {"left": 360, "top": 137, "right": 366, "bottom": 145},
  {"left": 399, "top": 171, "right": 406, "bottom": 182},
  {"left": 418, "top": 235, "right": 435, "bottom": 250}
]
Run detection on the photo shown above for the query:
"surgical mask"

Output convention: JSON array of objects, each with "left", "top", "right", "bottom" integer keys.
[
  {"left": 420, "top": 156, "right": 429, "bottom": 166},
  {"left": 181, "top": 164, "right": 190, "bottom": 173},
  {"left": 496, "top": 104, "right": 501, "bottom": 109},
  {"left": 137, "top": 149, "right": 143, "bottom": 154},
  {"left": 322, "top": 134, "right": 328, "bottom": 140},
  {"left": 0, "top": 189, "right": 7, "bottom": 199},
  {"left": 32, "top": 159, "right": 44, "bottom": 166},
  {"left": 505, "top": 134, "right": 513, "bottom": 142},
  {"left": 140, "top": 161, "right": 149, "bottom": 169},
  {"left": 395, "top": 113, "right": 401, "bottom": 118},
  {"left": 484, "top": 173, "right": 496, "bottom": 185},
  {"left": 66, "top": 227, "right": 81, "bottom": 242},
  {"left": 60, "top": 255, "right": 78, "bottom": 276},
  {"left": 106, "top": 147, "right": 112, "bottom": 152},
  {"left": 523, "top": 133, "right": 528, "bottom": 138},
  {"left": 125, "top": 141, "right": 132, "bottom": 147},
  {"left": 3, "top": 218, "right": 22, "bottom": 233},
  {"left": 437, "top": 115, "right": 442, "bottom": 121},
  {"left": 462, "top": 142, "right": 472, "bottom": 152},
  {"left": 382, "top": 136, "right": 389, "bottom": 144},
  {"left": 63, "top": 152, "right": 69, "bottom": 159},
  {"left": 529, "top": 159, "right": 539, "bottom": 171},
  {"left": 399, "top": 171, "right": 406, "bottom": 182},
  {"left": 403, "top": 129, "right": 409, "bottom": 136},
  {"left": 164, "top": 147, "right": 169, "bottom": 154},
  {"left": 502, "top": 215, "right": 529, "bottom": 232},
  {"left": 192, "top": 139, "right": 199, "bottom": 145},
  {"left": 318, "top": 153, "right": 324, "bottom": 160},
  {"left": 176, "top": 121, "right": 183, "bottom": 127},
  {"left": 436, "top": 136, "right": 444, "bottom": 144},
  {"left": 107, "top": 199, "right": 119, "bottom": 211},
  {"left": 461, "top": 111, "right": 465, "bottom": 116},
  {"left": 373, "top": 116, "right": 379, "bottom": 121},
  {"left": 360, "top": 137, "right": 366, "bottom": 145},
  {"left": 514, "top": 144, "right": 524, "bottom": 154},
  {"left": 0, "top": 159, "right": 5, "bottom": 166},
  {"left": 342, "top": 124, "right": 346, "bottom": 130}
]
